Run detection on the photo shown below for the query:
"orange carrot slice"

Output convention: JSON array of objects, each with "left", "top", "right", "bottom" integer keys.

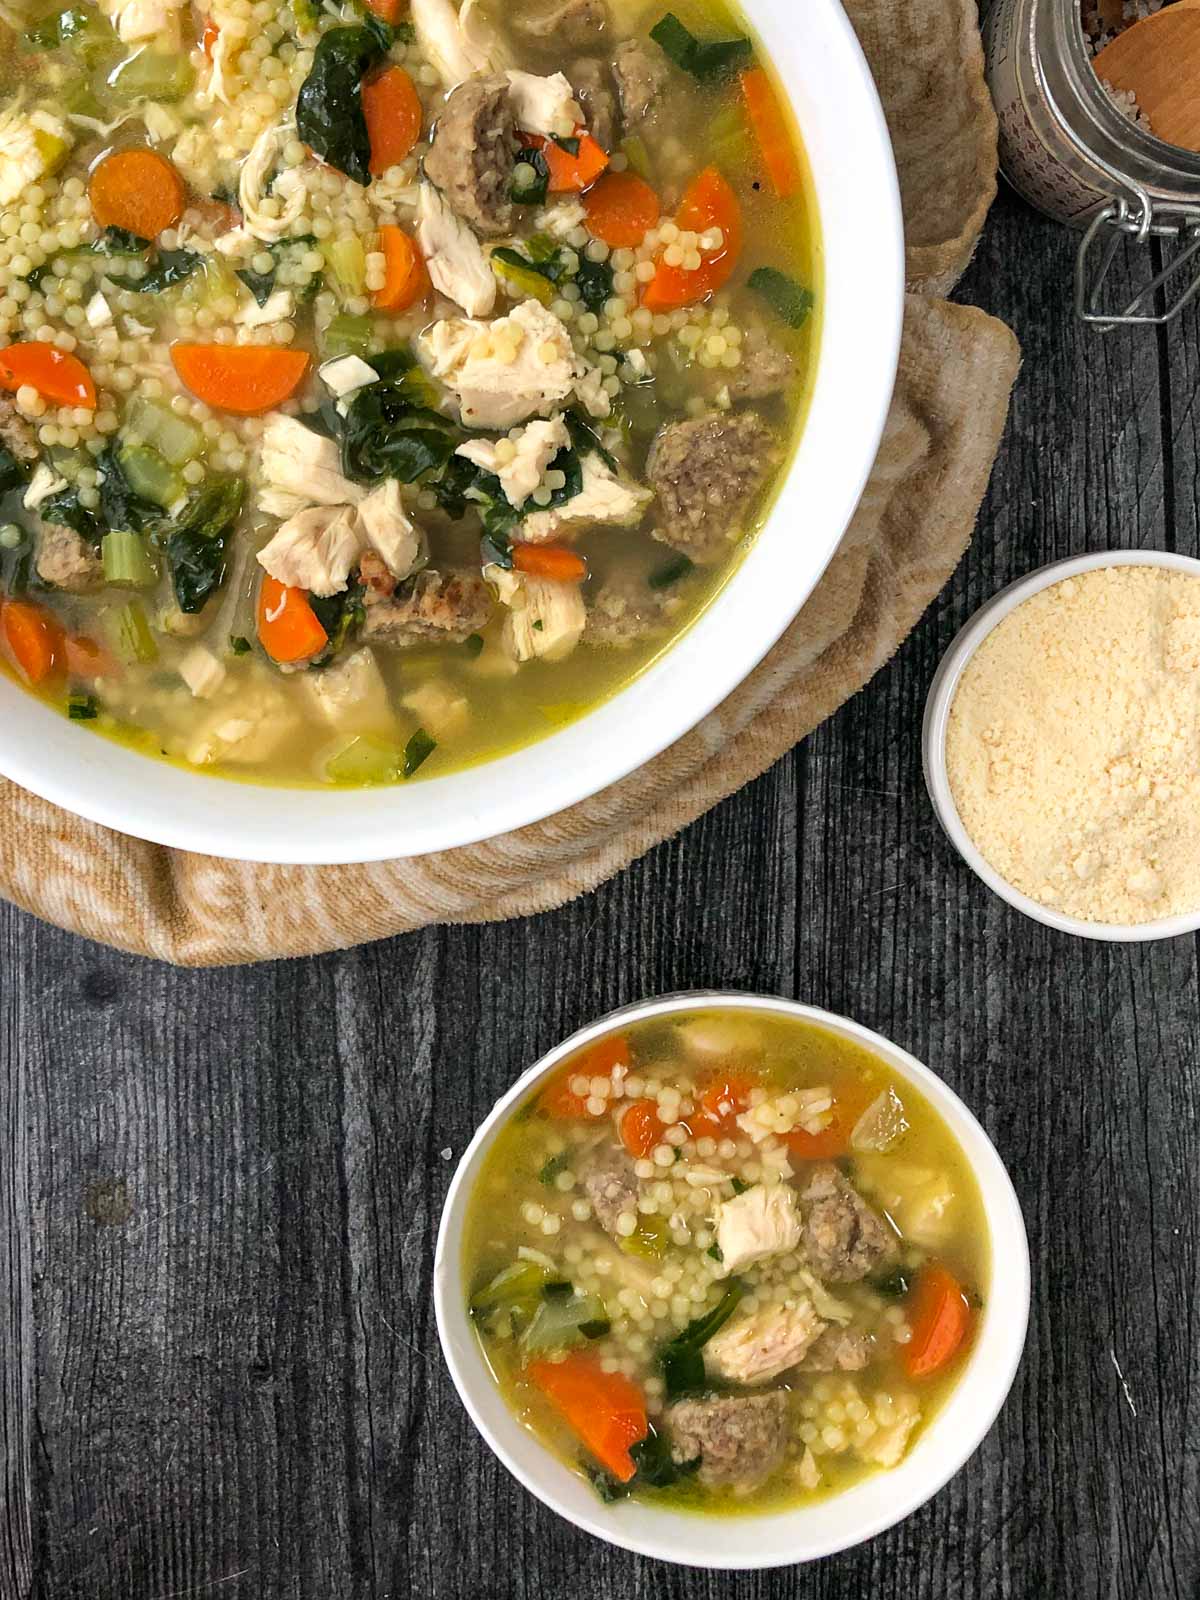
[
  {"left": 256, "top": 576, "right": 329, "bottom": 665},
  {"left": 64, "top": 631, "right": 116, "bottom": 680},
  {"left": 511, "top": 542, "right": 587, "bottom": 582},
  {"left": 171, "top": 344, "right": 310, "bottom": 415},
  {"left": 0, "top": 599, "right": 63, "bottom": 686},
  {"left": 540, "top": 1033, "right": 632, "bottom": 1117},
  {"left": 363, "top": 65, "right": 423, "bottom": 176},
  {"left": 0, "top": 342, "right": 96, "bottom": 409},
  {"left": 904, "top": 1264, "right": 972, "bottom": 1378},
  {"left": 527, "top": 1353, "right": 648, "bottom": 1482},
  {"left": 641, "top": 166, "right": 742, "bottom": 312},
  {"left": 525, "top": 129, "right": 609, "bottom": 193},
  {"left": 695, "top": 1072, "right": 757, "bottom": 1136},
  {"left": 373, "top": 224, "right": 428, "bottom": 312},
  {"left": 783, "top": 1078, "right": 872, "bottom": 1161},
  {"left": 619, "top": 1099, "right": 667, "bottom": 1160},
  {"left": 583, "top": 171, "right": 660, "bottom": 248},
  {"left": 202, "top": 18, "right": 219, "bottom": 58},
  {"left": 740, "top": 68, "right": 802, "bottom": 199},
  {"left": 89, "top": 148, "right": 185, "bottom": 240},
  {"left": 363, "top": 0, "right": 405, "bottom": 19}
]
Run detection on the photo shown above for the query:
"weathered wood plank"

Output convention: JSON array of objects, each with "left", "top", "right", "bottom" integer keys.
[{"left": 1, "top": 188, "right": 1198, "bottom": 1600}]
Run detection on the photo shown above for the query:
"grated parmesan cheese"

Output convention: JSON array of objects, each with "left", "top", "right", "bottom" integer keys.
[{"left": 945, "top": 565, "right": 1200, "bottom": 925}]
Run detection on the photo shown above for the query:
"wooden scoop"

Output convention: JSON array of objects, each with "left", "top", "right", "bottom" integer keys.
[{"left": 1092, "top": 1, "right": 1200, "bottom": 152}]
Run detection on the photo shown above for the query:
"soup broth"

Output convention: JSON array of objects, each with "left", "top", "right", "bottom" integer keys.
[
  {"left": 0, "top": 0, "right": 817, "bottom": 786},
  {"left": 463, "top": 1009, "right": 989, "bottom": 1513}
]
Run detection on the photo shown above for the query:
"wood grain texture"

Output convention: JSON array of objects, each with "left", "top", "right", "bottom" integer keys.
[{"left": 2, "top": 189, "right": 1200, "bottom": 1600}]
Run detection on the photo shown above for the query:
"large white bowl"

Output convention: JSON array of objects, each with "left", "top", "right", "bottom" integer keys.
[
  {"left": 434, "top": 993, "right": 1030, "bottom": 1570},
  {"left": 0, "top": 2, "right": 903, "bottom": 862}
]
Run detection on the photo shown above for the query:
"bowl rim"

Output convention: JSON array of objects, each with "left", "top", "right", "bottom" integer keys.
[
  {"left": 433, "top": 990, "right": 1031, "bottom": 1569},
  {"left": 922, "top": 548, "right": 1200, "bottom": 942},
  {"left": 0, "top": 0, "right": 905, "bottom": 864}
]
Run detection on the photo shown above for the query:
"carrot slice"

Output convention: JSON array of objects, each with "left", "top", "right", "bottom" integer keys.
[
  {"left": 527, "top": 1353, "right": 648, "bottom": 1482},
  {"left": 89, "top": 148, "right": 185, "bottom": 240},
  {"left": 0, "top": 342, "right": 96, "bottom": 409},
  {"left": 740, "top": 68, "right": 802, "bottom": 199},
  {"left": 256, "top": 576, "right": 328, "bottom": 665},
  {"left": 541, "top": 1033, "right": 632, "bottom": 1117},
  {"left": 904, "top": 1264, "right": 971, "bottom": 1378},
  {"left": 363, "top": 65, "right": 423, "bottom": 175},
  {"left": 583, "top": 171, "right": 660, "bottom": 248},
  {"left": 641, "top": 166, "right": 742, "bottom": 312},
  {"left": 511, "top": 542, "right": 587, "bottom": 582},
  {"left": 64, "top": 631, "right": 116, "bottom": 680},
  {"left": 171, "top": 344, "right": 310, "bottom": 415},
  {"left": 363, "top": 0, "right": 404, "bottom": 19},
  {"left": 528, "top": 129, "right": 609, "bottom": 193},
  {"left": 695, "top": 1072, "right": 756, "bottom": 1136},
  {"left": 619, "top": 1098, "right": 667, "bottom": 1160},
  {"left": 373, "top": 224, "right": 428, "bottom": 312},
  {"left": 0, "top": 599, "right": 63, "bottom": 686},
  {"left": 202, "top": 18, "right": 219, "bottom": 58}
]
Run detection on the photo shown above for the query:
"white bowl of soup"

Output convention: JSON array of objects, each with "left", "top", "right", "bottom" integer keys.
[
  {"left": 435, "top": 993, "right": 1029, "bottom": 1568},
  {"left": 0, "top": 0, "right": 901, "bottom": 861}
]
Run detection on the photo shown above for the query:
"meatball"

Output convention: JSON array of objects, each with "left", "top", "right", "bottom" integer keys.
[
  {"left": 424, "top": 76, "right": 517, "bottom": 238},
  {"left": 612, "top": 38, "right": 669, "bottom": 125},
  {"left": 665, "top": 1392, "right": 790, "bottom": 1490},
  {"left": 583, "top": 572, "right": 682, "bottom": 648},
  {"left": 647, "top": 411, "right": 778, "bottom": 564},
  {"left": 570, "top": 58, "right": 618, "bottom": 152},
  {"left": 727, "top": 334, "right": 795, "bottom": 402},
  {"left": 361, "top": 570, "right": 492, "bottom": 647},
  {"left": 801, "top": 1325, "right": 876, "bottom": 1372},
  {"left": 35, "top": 522, "right": 102, "bottom": 593},
  {"left": 0, "top": 394, "right": 38, "bottom": 465},
  {"left": 515, "top": 0, "right": 609, "bottom": 47},
  {"left": 581, "top": 1150, "right": 640, "bottom": 1238},
  {"left": 798, "top": 1165, "right": 899, "bottom": 1283}
]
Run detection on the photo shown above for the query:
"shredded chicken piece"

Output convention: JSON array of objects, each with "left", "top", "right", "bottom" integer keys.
[
  {"left": 485, "top": 563, "right": 585, "bottom": 661},
  {"left": 239, "top": 123, "right": 306, "bottom": 244},
  {"left": 505, "top": 70, "right": 582, "bottom": 137},
  {"left": 419, "top": 300, "right": 583, "bottom": 429},
  {"left": 455, "top": 415, "right": 569, "bottom": 507},
  {"left": 520, "top": 451, "right": 651, "bottom": 541},
  {"left": 257, "top": 414, "right": 364, "bottom": 519},
  {"left": 256, "top": 505, "right": 363, "bottom": 598},
  {"left": 411, "top": 0, "right": 508, "bottom": 85},
  {"left": 417, "top": 182, "right": 497, "bottom": 317}
]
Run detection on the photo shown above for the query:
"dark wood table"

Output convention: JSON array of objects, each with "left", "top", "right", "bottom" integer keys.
[{"left": 3, "top": 188, "right": 1199, "bottom": 1600}]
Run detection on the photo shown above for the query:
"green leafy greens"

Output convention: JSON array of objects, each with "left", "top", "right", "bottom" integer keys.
[
  {"left": 295, "top": 20, "right": 390, "bottom": 186},
  {"left": 650, "top": 12, "right": 753, "bottom": 83},
  {"left": 659, "top": 1280, "right": 744, "bottom": 1398},
  {"left": 748, "top": 266, "right": 814, "bottom": 329},
  {"left": 161, "top": 478, "right": 245, "bottom": 613}
]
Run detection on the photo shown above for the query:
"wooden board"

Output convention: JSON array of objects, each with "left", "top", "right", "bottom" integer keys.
[{"left": 1, "top": 190, "right": 1199, "bottom": 1599}]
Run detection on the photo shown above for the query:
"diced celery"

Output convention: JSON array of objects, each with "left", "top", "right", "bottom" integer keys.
[
  {"left": 101, "top": 529, "right": 156, "bottom": 587},
  {"left": 621, "top": 134, "right": 651, "bottom": 179},
  {"left": 126, "top": 397, "right": 204, "bottom": 467},
  {"left": 118, "top": 443, "right": 184, "bottom": 508},
  {"left": 182, "top": 255, "right": 240, "bottom": 310},
  {"left": 324, "top": 733, "right": 403, "bottom": 785},
  {"left": 328, "top": 235, "right": 366, "bottom": 297},
  {"left": 707, "top": 104, "right": 752, "bottom": 167},
  {"left": 102, "top": 600, "right": 158, "bottom": 663},
  {"left": 32, "top": 128, "right": 71, "bottom": 177},
  {"left": 108, "top": 46, "right": 194, "bottom": 102},
  {"left": 320, "top": 312, "right": 374, "bottom": 360}
]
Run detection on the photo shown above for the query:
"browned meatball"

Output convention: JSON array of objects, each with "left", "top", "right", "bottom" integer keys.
[
  {"left": 647, "top": 411, "right": 778, "bottom": 564},
  {"left": 424, "top": 77, "right": 517, "bottom": 238},
  {"left": 362, "top": 570, "right": 493, "bottom": 647},
  {"left": 665, "top": 1392, "right": 790, "bottom": 1490}
]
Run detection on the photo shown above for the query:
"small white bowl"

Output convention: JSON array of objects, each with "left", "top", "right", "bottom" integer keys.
[
  {"left": 433, "top": 992, "right": 1030, "bottom": 1570},
  {"left": 923, "top": 549, "right": 1200, "bottom": 943}
]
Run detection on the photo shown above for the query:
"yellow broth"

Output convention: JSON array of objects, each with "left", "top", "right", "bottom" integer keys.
[
  {"left": 463, "top": 1010, "right": 989, "bottom": 1513},
  {"left": 0, "top": 0, "right": 818, "bottom": 787}
]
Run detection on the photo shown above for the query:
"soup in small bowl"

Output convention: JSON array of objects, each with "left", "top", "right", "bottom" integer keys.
[{"left": 435, "top": 994, "right": 1029, "bottom": 1566}]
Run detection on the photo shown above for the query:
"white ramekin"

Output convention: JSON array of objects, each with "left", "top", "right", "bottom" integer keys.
[
  {"left": 0, "top": 0, "right": 903, "bottom": 864},
  {"left": 433, "top": 992, "right": 1030, "bottom": 1570},
  {"left": 923, "top": 549, "right": 1200, "bottom": 943}
]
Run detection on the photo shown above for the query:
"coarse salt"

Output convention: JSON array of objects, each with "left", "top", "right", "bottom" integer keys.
[{"left": 945, "top": 564, "right": 1200, "bottom": 925}]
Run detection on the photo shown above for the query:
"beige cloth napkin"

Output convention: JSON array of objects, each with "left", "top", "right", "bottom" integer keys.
[{"left": 0, "top": 0, "right": 1020, "bottom": 966}]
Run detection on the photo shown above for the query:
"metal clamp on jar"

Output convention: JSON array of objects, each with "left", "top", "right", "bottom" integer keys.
[{"left": 984, "top": 0, "right": 1200, "bottom": 327}]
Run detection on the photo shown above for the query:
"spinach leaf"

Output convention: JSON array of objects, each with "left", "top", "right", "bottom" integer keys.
[
  {"left": 296, "top": 23, "right": 387, "bottom": 185},
  {"left": 161, "top": 478, "right": 245, "bottom": 613},
  {"left": 229, "top": 634, "right": 252, "bottom": 655},
  {"left": 748, "top": 265, "right": 814, "bottom": 329},
  {"left": 67, "top": 692, "right": 99, "bottom": 720},
  {"left": 870, "top": 1267, "right": 912, "bottom": 1300},
  {"left": 650, "top": 12, "right": 753, "bottom": 82},
  {"left": 237, "top": 264, "right": 277, "bottom": 307},
  {"left": 586, "top": 1425, "right": 700, "bottom": 1503},
  {"left": 659, "top": 1280, "right": 743, "bottom": 1399},
  {"left": 309, "top": 582, "right": 365, "bottom": 667},
  {"left": 511, "top": 145, "right": 550, "bottom": 206},
  {"left": 0, "top": 443, "right": 28, "bottom": 494},
  {"left": 648, "top": 553, "right": 693, "bottom": 589},
  {"left": 98, "top": 444, "right": 160, "bottom": 533},
  {"left": 403, "top": 727, "right": 436, "bottom": 777},
  {"left": 340, "top": 379, "right": 458, "bottom": 483},
  {"left": 574, "top": 255, "right": 615, "bottom": 313},
  {"left": 542, "top": 446, "right": 582, "bottom": 510},
  {"left": 134, "top": 248, "right": 203, "bottom": 294},
  {"left": 39, "top": 486, "right": 105, "bottom": 547},
  {"left": 96, "top": 226, "right": 151, "bottom": 256},
  {"left": 237, "top": 235, "right": 321, "bottom": 307},
  {"left": 564, "top": 410, "right": 617, "bottom": 471}
]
